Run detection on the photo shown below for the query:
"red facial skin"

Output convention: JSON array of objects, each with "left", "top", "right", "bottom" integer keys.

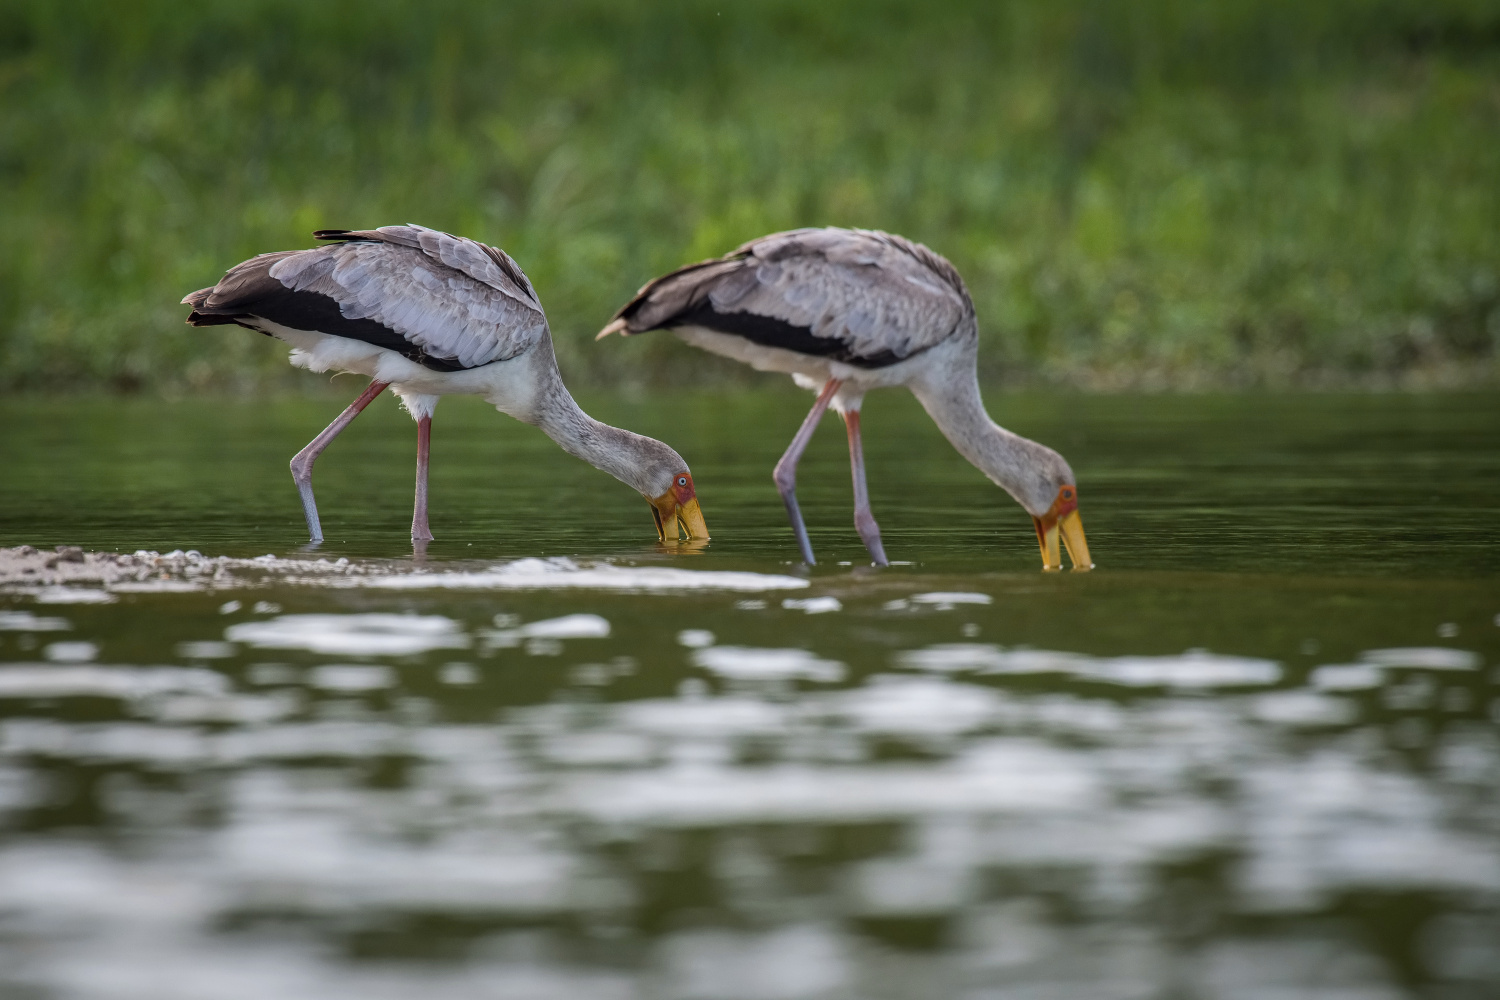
[
  {"left": 1052, "top": 485, "right": 1078, "bottom": 519},
  {"left": 669, "top": 473, "right": 697, "bottom": 507},
  {"left": 1032, "top": 485, "right": 1079, "bottom": 546}
]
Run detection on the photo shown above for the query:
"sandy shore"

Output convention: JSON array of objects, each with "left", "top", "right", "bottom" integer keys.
[
  {"left": 0, "top": 546, "right": 812, "bottom": 601},
  {"left": 0, "top": 545, "right": 360, "bottom": 599}
]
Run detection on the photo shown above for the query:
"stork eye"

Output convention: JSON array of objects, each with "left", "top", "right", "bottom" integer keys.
[{"left": 677, "top": 477, "right": 688, "bottom": 487}]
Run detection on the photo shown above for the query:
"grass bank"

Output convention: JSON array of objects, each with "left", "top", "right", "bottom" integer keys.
[{"left": 1, "top": 0, "right": 1498, "bottom": 392}]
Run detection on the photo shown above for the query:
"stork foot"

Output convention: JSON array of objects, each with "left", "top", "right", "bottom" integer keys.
[
  {"left": 411, "top": 414, "right": 434, "bottom": 543},
  {"left": 772, "top": 379, "right": 842, "bottom": 566},
  {"left": 291, "top": 458, "right": 327, "bottom": 539},
  {"left": 774, "top": 473, "right": 817, "bottom": 566},
  {"left": 842, "top": 407, "right": 887, "bottom": 567},
  {"left": 287, "top": 380, "right": 389, "bottom": 544},
  {"left": 854, "top": 509, "right": 888, "bottom": 567}
]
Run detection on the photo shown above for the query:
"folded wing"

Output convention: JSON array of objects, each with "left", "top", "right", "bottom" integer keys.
[
  {"left": 184, "top": 225, "right": 547, "bottom": 372},
  {"left": 607, "top": 228, "right": 974, "bottom": 368}
]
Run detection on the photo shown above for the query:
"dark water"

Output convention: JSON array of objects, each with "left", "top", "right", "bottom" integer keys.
[{"left": 0, "top": 390, "right": 1498, "bottom": 999}]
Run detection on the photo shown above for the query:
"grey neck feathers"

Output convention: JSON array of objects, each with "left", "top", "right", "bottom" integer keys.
[
  {"left": 908, "top": 363, "right": 1059, "bottom": 517},
  {"left": 520, "top": 348, "right": 661, "bottom": 496}
]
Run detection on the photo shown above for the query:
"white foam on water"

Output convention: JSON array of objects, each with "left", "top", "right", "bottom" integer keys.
[
  {"left": 0, "top": 666, "right": 227, "bottom": 700},
  {"left": 848, "top": 858, "right": 973, "bottom": 916},
  {"left": 110, "top": 580, "right": 205, "bottom": 594},
  {"left": 691, "top": 646, "right": 846, "bottom": 682},
  {"left": 44, "top": 641, "right": 99, "bottom": 663},
  {"left": 218, "top": 811, "right": 582, "bottom": 916},
  {"left": 1249, "top": 691, "right": 1358, "bottom": 727},
  {"left": 614, "top": 696, "right": 789, "bottom": 739},
  {"left": 826, "top": 676, "right": 1002, "bottom": 737},
  {"left": 247, "top": 664, "right": 299, "bottom": 686},
  {"left": 226, "top": 614, "right": 469, "bottom": 657},
  {"left": 364, "top": 557, "right": 809, "bottom": 593},
  {"left": 1195, "top": 939, "right": 1409, "bottom": 1000},
  {"left": 1361, "top": 647, "right": 1479, "bottom": 671},
  {"left": 898, "top": 644, "right": 1096, "bottom": 675},
  {"left": 910, "top": 591, "right": 993, "bottom": 607},
  {"left": 176, "top": 641, "right": 237, "bottom": 660},
  {"left": 558, "top": 739, "right": 1099, "bottom": 828},
  {"left": 658, "top": 924, "right": 852, "bottom": 1000},
  {"left": 0, "top": 611, "right": 71, "bottom": 631},
  {"left": 308, "top": 665, "right": 396, "bottom": 692},
  {"left": 539, "top": 730, "right": 656, "bottom": 768},
  {"left": 32, "top": 587, "right": 116, "bottom": 604},
  {"left": 0, "top": 654, "right": 1493, "bottom": 1000},
  {"left": 484, "top": 614, "right": 611, "bottom": 646},
  {"left": 1310, "top": 663, "right": 1385, "bottom": 691},
  {"left": 149, "top": 692, "right": 301, "bottom": 725},
  {"left": 1093, "top": 652, "right": 1281, "bottom": 688},
  {"left": 438, "top": 663, "right": 478, "bottom": 685},
  {"left": 676, "top": 629, "right": 715, "bottom": 649},
  {"left": 897, "top": 644, "right": 1281, "bottom": 688},
  {"left": 1237, "top": 752, "right": 1500, "bottom": 908},
  {"left": 781, "top": 596, "right": 842, "bottom": 614}
]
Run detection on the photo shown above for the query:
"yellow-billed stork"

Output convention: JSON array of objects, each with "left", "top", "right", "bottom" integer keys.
[
  {"left": 599, "top": 227, "right": 1087, "bottom": 570},
  {"left": 184, "top": 225, "right": 708, "bottom": 546}
]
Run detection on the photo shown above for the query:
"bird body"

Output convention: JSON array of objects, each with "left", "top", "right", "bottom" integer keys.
[
  {"left": 600, "top": 227, "right": 1089, "bottom": 569},
  {"left": 185, "top": 225, "right": 708, "bottom": 546}
]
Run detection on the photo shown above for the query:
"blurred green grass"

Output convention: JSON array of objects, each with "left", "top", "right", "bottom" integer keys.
[{"left": 1, "top": 0, "right": 1498, "bottom": 392}]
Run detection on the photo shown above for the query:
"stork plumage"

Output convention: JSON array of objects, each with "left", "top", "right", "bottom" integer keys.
[
  {"left": 184, "top": 225, "right": 708, "bottom": 546},
  {"left": 599, "top": 227, "right": 1088, "bottom": 570}
]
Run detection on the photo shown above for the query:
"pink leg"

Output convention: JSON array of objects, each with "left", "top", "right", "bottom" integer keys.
[
  {"left": 412, "top": 415, "right": 434, "bottom": 542},
  {"left": 843, "top": 410, "right": 888, "bottom": 566},
  {"left": 290, "top": 381, "right": 389, "bottom": 543},
  {"left": 773, "top": 379, "right": 842, "bottom": 565}
]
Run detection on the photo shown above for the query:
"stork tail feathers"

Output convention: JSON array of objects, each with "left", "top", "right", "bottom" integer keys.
[
  {"left": 182, "top": 287, "right": 239, "bottom": 326},
  {"left": 312, "top": 229, "right": 380, "bottom": 242},
  {"left": 184, "top": 311, "right": 243, "bottom": 327}
]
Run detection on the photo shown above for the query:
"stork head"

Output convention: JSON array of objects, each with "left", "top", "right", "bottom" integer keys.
[
  {"left": 624, "top": 438, "right": 709, "bottom": 543},
  {"left": 647, "top": 470, "right": 709, "bottom": 544},
  {"left": 1030, "top": 482, "right": 1091, "bottom": 571},
  {"left": 1007, "top": 443, "right": 1091, "bottom": 571}
]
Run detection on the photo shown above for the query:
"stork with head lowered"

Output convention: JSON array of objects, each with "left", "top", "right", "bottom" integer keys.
[
  {"left": 184, "top": 225, "right": 708, "bottom": 546},
  {"left": 599, "top": 227, "right": 1087, "bottom": 570}
]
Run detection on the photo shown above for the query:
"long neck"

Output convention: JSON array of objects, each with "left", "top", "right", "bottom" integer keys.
[
  {"left": 513, "top": 345, "right": 657, "bottom": 494},
  {"left": 908, "top": 360, "right": 1054, "bottom": 516}
]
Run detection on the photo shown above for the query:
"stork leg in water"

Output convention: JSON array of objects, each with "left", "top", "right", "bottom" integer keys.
[
  {"left": 289, "top": 380, "right": 389, "bottom": 544},
  {"left": 772, "top": 380, "right": 841, "bottom": 565},
  {"left": 842, "top": 409, "right": 888, "bottom": 566},
  {"left": 412, "top": 414, "right": 433, "bottom": 542}
]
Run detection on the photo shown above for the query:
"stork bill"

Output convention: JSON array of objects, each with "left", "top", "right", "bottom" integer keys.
[
  {"left": 650, "top": 473, "right": 709, "bottom": 543},
  {"left": 1033, "top": 484, "right": 1092, "bottom": 572}
]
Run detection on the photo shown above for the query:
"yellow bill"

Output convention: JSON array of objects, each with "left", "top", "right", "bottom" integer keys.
[
  {"left": 675, "top": 497, "right": 709, "bottom": 540},
  {"left": 1033, "top": 485, "right": 1092, "bottom": 571},
  {"left": 650, "top": 475, "right": 710, "bottom": 543},
  {"left": 1058, "top": 509, "right": 1091, "bottom": 570}
]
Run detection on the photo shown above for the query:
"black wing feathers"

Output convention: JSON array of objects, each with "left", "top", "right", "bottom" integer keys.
[
  {"left": 183, "top": 251, "right": 466, "bottom": 372},
  {"left": 671, "top": 299, "right": 904, "bottom": 368}
]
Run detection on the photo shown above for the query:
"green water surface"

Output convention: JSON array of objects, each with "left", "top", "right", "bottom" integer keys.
[{"left": 0, "top": 390, "right": 1497, "bottom": 999}]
